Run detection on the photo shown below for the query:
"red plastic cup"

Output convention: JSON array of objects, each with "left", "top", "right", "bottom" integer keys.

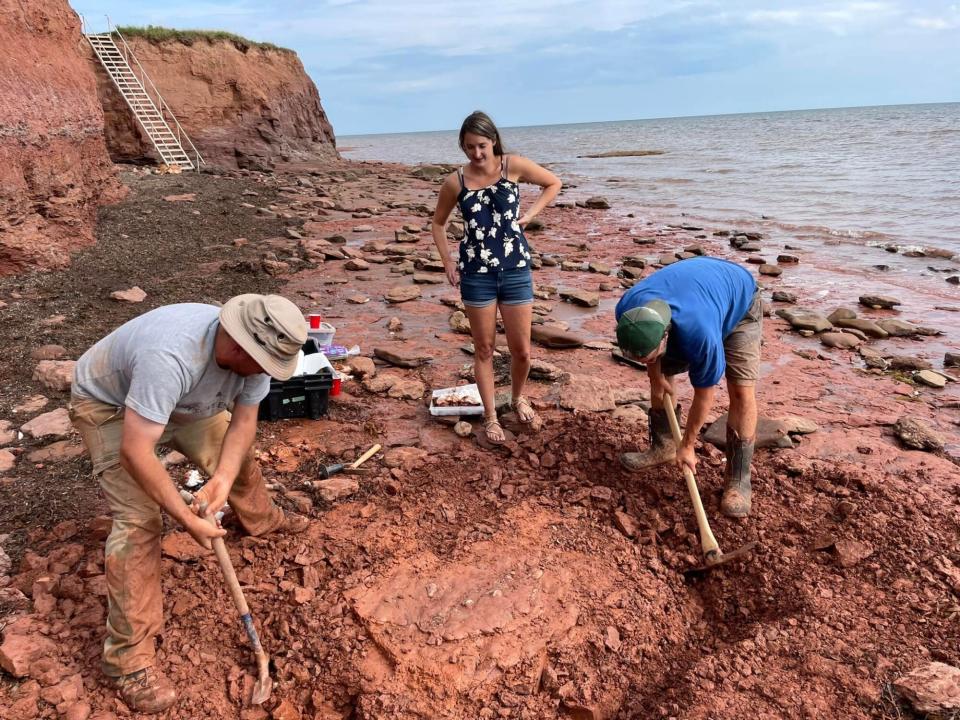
[
  {"left": 331, "top": 376, "right": 342, "bottom": 397},
  {"left": 307, "top": 313, "right": 322, "bottom": 330}
]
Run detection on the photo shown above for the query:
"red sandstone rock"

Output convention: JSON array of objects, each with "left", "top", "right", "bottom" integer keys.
[
  {"left": 27, "top": 440, "right": 86, "bottom": 463},
  {"left": 0, "top": 0, "right": 123, "bottom": 276},
  {"left": 384, "top": 447, "right": 429, "bottom": 471},
  {"left": 312, "top": 477, "right": 359, "bottom": 503},
  {"left": 32, "top": 360, "right": 76, "bottom": 392},
  {"left": 161, "top": 532, "right": 208, "bottom": 561},
  {"left": 0, "top": 449, "right": 15, "bottom": 474},
  {"left": 109, "top": 286, "right": 147, "bottom": 303},
  {"left": 21, "top": 408, "right": 73, "bottom": 439},
  {"left": 30, "top": 344, "right": 68, "bottom": 360},
  {"left": 0, "top": 617, "right": 57, "bottom": 677}
]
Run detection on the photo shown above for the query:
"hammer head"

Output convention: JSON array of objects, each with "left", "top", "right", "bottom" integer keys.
[{"left": 319, "top": 463, "right": 344, "bottom": 479}]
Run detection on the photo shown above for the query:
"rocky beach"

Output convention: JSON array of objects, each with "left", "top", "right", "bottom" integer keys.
[
  {"left": 2, "top": 2, "right": 960, "bottom": 717},
  {"left": 0, "top": 155, "right": 958, "bottom": 719}
]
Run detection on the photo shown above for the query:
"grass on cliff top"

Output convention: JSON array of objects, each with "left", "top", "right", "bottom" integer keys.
[{"left": 115, "top": 25, "right": 292, "bottom": 53}]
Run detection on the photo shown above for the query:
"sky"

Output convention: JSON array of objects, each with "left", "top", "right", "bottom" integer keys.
[{"left": 70, "top": 0, "right": 960, "bottom": 136}]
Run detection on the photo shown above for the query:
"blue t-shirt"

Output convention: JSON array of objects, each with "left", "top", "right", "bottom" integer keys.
[{"left": 614, "top": 257, "right": 756, "bottom": 387}]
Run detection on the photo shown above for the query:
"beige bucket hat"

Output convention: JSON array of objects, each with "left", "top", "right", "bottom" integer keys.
[{"left": 219, "top": 294, "right": 307, "bottom": 380}]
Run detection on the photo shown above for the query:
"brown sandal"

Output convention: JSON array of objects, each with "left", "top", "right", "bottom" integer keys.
[
  {"left": 483, "top": 417, "right": 506, "bottom": 445},
  {"left": 513, "top": 395, "right": 537, "bottom": 424}
]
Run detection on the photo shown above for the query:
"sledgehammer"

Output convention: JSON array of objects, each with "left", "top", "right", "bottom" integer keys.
[
  {"left": 179, "top": 489, "right": 273, "bottom": 705},
  {"left": 662, "top": 394, "right": 756, "bottom": 575}
]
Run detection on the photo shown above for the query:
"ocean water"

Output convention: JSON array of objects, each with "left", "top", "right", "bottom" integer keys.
[{"left": 340, "top": 103, "right": 960, "bottom": 253}]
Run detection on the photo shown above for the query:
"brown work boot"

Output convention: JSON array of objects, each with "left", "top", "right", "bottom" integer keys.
[
  {"left": 620, "top": 406, "right": 677, "bottom": 472},
  {"left": 275, "top": 512, "right": 310, "bottom": 534},
  {"left": 113, "top": 666, "right": 176, "bottom": 714},
  {"left": 720, "top": 426, "right": 755, "bottom": 518}
]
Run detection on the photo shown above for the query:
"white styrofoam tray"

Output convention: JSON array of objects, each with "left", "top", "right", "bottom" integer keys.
[{"left": 429, "top": 383, "right": 484, "bottom": 416}]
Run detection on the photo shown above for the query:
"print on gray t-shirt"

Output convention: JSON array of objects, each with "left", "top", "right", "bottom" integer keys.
[{"left": 72, "top": 304, "right": 270, "bottom": 425}]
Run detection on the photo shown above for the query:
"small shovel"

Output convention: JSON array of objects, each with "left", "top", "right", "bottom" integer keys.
[
  {"left": 662, "top": 394, "right": 756, "bottom": 575},
  {"left": 179, "top": 490, "right": 273, "bottom": 704}
]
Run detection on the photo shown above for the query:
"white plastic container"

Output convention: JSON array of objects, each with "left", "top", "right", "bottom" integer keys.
[
  {"left": 307, "top": 321, "right": 336, "bottom": 347},
  {"left": 429, "top": 383, "right": 484, "bottom": 416}
]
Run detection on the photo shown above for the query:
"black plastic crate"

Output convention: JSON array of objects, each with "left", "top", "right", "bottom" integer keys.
[{"left": 258, "top": 340, "right": 335, "bottom": 421}]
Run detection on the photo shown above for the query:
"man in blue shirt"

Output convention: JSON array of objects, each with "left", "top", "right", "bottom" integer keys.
[{"left": 614, "top": 257, "right": 763, "bottom": 517}]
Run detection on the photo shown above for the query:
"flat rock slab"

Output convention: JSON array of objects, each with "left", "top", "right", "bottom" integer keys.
[
  {"left": 33, "top": 360, "right": 76, "bottom": 392},
  {"left": 531, "top": 324, "right": 584, "bottom": 349},
  {"left": 888, "top": 355, "right": 932, "bottom": 371},
  {"left": 560, "top": 289, "right": 599, "bottom": 307},
  {"left": 161, "top": 532, "right": 208, "bottom": 561},
  {"left": 373, "top": 347, "right": 430, "bottom": 368},
  {"left": 894, "top": 416, "right": 943, "bottom": 451},
  {"left": 21, "top": 408, "right": 72, "bottom": 440},
  {"left": 584, "top": 196, "right": 611, "bottom": 209},
  {"left": 387, "top": 378, "right": 425, "bottom": 400},
  {"left": 772, "top": 291, "right": 797, "bottom": 303},
  {"left": 345, "top": 258, "right": 370, "bottom": 271},
  {"left": 758, "top": 264, "right": 782, "bottom": 276},
  {"left": 703, "top": 414, "right": 795, "bottom": 449},
  {"left": 344, "top": 505, "right": 674, "bottom": 715},
  {"left": 895, "top": 662, "right": 960, "bottom": 716},
  {"left": 775, "top": 309, "right": 833, "bottom": 333},
  {"left": 413, "top": 273, "right": 444, "bottom": 284},
  {"left": 833, "top": 317, "right": 888, "bottom": 338},
  {"left": 915, "top": 370, "right": 947, "bottom": 388},
  {"left": 859, "top": 294, "right": 900, "bottom": 309},
  {"left": 313, "top": 477, "right": 360, "bottom": 503},
  {"left": 555, "top": 374, "right": 616, "bottom": 412},
  {"left": 26, "top": 440, "right": 86, "bottom": 463},
  {"left": 820, "top": 331, "right": 861, "bottom": 349},
  {"left": 827, "top": 307, "right": 857, "bottom": 322},
  {"left": 385, "top": 286, "right": 421, "bottom": 303},
  {"left": 110, "top": 286, "right": 147, "bottom": 303}
]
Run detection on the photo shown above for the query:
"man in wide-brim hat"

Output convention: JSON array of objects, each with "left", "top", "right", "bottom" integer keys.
[
  {"left": 615, "top": 257, "right": 763, "bottom": 519},
  {"left": 69, "top": 293, "right": 310, "bottom": 713}
]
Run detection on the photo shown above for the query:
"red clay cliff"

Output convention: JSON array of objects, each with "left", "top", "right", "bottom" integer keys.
[
  {"left": 94, "top": 33, "right": 338, "bottom": 170},
  {"left": 0, "top": 0, "right": 122, "bottom": 276}
]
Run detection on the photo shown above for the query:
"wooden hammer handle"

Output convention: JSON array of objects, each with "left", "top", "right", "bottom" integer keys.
[{"left": 350, "top": 443, "right": 381, "bottom": 469}]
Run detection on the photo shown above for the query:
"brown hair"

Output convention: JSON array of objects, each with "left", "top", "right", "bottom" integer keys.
[{"left": 458, "top": 111, "right": 504, "bottom": 156}]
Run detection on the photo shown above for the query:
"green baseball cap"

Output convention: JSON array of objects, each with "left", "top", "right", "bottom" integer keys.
[{"left": 616, "top": 300, "right": 671, "bottom": 356}]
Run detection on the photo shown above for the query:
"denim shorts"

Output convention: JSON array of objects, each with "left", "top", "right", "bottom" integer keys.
[{"left": 460, "top": 267, "right": 534, "bottom": 308}]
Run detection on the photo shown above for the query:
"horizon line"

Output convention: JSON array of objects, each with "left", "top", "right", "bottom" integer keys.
[{"left": 338, "top": 99, "right": 960, "bottom": 139}]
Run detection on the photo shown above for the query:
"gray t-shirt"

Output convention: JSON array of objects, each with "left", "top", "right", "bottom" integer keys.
[{"left": 73, "top": 303, "right": 270, "bottom": 425}]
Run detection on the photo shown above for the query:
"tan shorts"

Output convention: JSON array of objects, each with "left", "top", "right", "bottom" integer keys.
[{"left": 723, "top": 291, "right": 763, "bottom": 385}]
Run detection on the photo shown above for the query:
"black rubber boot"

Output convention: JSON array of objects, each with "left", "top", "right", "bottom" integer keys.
[
  {"left": 621, "top": 405, "right": 678, "bottom": 472},
  {"left": 721, "top": 425, "right": 755, "bottom": 517}
]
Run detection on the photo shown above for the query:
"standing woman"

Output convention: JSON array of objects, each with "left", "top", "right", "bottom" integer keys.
[{"left": 432, "top": 111, "right": 562, "bottom": 445}]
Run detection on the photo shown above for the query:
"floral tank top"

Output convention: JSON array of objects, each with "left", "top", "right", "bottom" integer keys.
[{"left": 456, "top": 156, "right": 532, "bottom": 275}]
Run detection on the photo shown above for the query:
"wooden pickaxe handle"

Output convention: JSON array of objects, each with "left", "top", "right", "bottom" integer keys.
[{"left": 662, "top": 394, "right": 722, "bottom": 561}]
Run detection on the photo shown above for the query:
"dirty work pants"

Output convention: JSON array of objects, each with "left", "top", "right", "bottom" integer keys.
[{"left": 68, "top": 395, "right": 284, "bottom": 677}]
